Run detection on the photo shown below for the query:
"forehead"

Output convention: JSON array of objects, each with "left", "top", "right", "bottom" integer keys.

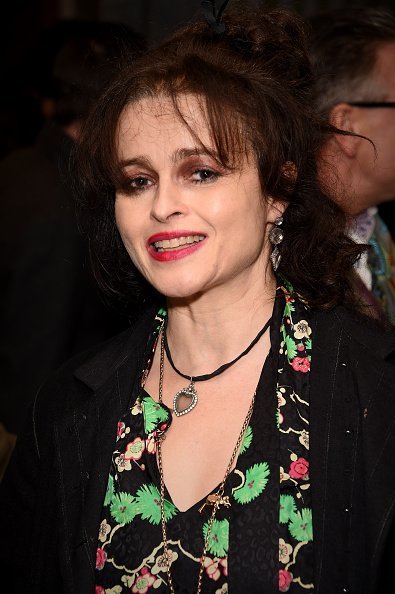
[
  {"left": 116, "top": 94, "right": 212, "bottom": 156},
  {"left": 373, "top": 41, "right": 395, "bottom": 98}
]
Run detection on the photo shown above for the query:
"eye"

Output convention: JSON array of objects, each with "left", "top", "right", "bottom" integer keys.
[
  {"left": 119, "top": 175, "right": 154, "bottom": 196},
  {"left": 129, "top": 176, "right": 153, "bottom": 190},
  {"left": 191, "top": 168, "right": 219, "bottom": 184}
]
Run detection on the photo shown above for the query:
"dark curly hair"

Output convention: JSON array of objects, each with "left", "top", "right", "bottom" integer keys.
[{"left": 76, "top": 3, "right": 364, "bottom": 312}]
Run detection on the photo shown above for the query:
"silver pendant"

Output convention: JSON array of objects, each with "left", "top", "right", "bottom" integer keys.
[{"left": 173, "top": 381, "right": 198, "bottom": 417}]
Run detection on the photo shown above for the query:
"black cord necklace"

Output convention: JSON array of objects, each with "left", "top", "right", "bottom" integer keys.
[{"left": 163, "top": 316, "right": 272, "bottom": 417}]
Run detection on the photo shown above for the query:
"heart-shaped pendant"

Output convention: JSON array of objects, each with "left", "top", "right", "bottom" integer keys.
[{"left": 173, "top": 382, "right": 198, "bottom": 417}]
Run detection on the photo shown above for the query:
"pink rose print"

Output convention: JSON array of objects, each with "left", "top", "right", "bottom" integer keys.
[
  {"left": 117, "top": 421, "right": 125, "bottom": 437},
  {"left": 289, "top": 457, "right": 309, "bottom": 480},
  {"left": 279, "top": 569, "right": 293, "bottom": 592},
  {"left": 124, "top": 437, "right": 145, "bottom": 461},
  {"left": 132, "top": 567, "right": 156, "bottom": 593},
  {"left": 96, "top": 547, "right": 107, "bottom": 570},
  {"left": 95, "top": 587, "right": 105, "bottom": 594},
  {"left": 291, "top": 356, "right": 310, "bottom": 373},
  {"left": 153, "top": 423, "right": 169, "bottom": 439}
]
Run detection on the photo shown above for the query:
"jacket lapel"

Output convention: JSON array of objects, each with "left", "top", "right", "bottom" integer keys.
[{"left": 309, "top": 308, "right": 344, "bottom": 592}]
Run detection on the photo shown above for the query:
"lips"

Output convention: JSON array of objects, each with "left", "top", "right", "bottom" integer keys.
[{"left": 147, "top": 231, "right": 206, "bottom": 262}]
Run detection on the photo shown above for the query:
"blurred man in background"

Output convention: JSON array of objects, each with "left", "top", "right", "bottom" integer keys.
[
  {"left": 0, "top": 21, "right": 144, "bottom": 448},
  {"left": 310, "top": 8, "right": 395, "bottom": 323}
]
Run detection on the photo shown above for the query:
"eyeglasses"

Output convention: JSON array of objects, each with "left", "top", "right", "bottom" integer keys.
[{"left": 347, "top": 101, "right": 395, "bottom": 108}]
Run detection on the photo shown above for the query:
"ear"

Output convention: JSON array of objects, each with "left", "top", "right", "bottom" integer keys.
[
  {"left": 329, "top": 102, "right": 362, "bottom": 158},
  {"left": 266, "top": 197, "right": 287, "bottom": 223},
  {"left": 282, "top": 160, "right": 298, "bottom": 193}
]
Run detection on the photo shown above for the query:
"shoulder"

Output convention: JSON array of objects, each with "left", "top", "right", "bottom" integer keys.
[
  {"left": 312, "top": 306, "right": 395, "bottom": 364},
  {"left": 32, "top": 306, "right": 158, "bottom": 437},
  {"left": 310, "top": 306, "right": 395, "bottom": 413},
  {"left": 41, "top": 305, "right": 158, "bottom": 389}
]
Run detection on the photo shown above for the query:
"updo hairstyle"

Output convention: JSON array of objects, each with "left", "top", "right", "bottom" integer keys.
[{"left": 77, "top": 3, "right": 363, "bottom": 312}]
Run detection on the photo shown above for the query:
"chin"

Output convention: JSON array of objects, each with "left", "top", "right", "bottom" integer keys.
[
  {"left": 146, "top": 269, "right": 209, "bottom": 299},
  {"left": 151, "top": 279, "right": 207, "bottom": 301},
  {"left": 158, "top": 287, "right": 203, "bottom": 301}
]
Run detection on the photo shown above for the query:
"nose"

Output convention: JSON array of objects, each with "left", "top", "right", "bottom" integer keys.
[{"left": 150, "top": 178, "right": 187, "bottom": 223}]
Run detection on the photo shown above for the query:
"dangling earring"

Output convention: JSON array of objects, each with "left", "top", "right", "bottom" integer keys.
[{"left": 269, "top": 216, "right": 284, "bottom": 272}]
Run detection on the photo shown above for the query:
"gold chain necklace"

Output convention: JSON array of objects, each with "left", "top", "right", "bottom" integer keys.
[{"left": 156, "top": 329, "right": 256, "bottom": 594}]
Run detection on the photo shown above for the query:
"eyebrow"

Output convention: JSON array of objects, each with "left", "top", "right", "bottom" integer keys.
[
  {"left": 171, "top": 147, "right": 214, "bottom": 163},
  {"left": 118, "top": 147, "right": 216, "bottom": 170},
  {"left": 118, "top": 156, "right": 152, "bottom": 169}
]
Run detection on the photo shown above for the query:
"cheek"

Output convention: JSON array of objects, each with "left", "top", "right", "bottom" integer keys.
[
  {"left": 115, "top": 202, "right": 142, "bottom": 256},
  {"left": 117, "top": 228, "right": 147, "bottom": 277},
  {"left": 114, "top": 198, "right": 125, "bottom": 232},
  {"left": 245, "top": 200, "right": 268, "bottom": 235}
]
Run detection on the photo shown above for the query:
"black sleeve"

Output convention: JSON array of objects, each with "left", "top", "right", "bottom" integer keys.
[{"left": 0, "top": 388, "right": 62, "bottom": 593}]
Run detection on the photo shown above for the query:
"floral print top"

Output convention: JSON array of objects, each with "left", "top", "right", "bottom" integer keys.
[{"left": 95, "top": 285, "right": 314, "bottom": 594}]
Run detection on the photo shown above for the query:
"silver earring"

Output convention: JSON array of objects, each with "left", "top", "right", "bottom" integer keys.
[{"left": 269, "top": 216, "right": 284, "bottom": 272}]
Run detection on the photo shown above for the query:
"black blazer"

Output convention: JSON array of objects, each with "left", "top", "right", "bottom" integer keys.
[{"left": 0, "top": 306, "right": 394, "bottom": 594}]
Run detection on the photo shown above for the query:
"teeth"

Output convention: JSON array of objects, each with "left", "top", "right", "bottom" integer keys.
[{"left": 153, "top": 235, "right": 205, "bottom": 251}]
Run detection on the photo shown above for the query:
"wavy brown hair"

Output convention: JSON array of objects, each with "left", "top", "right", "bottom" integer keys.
[{"left": 76, "top": 3, "right": 364, "bottom": 312}]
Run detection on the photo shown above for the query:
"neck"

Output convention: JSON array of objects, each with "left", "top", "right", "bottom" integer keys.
[{"left": 165, "top": 269, "right": 276, "bottom": 377}]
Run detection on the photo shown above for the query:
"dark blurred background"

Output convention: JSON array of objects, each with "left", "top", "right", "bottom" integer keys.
[
  {"left": 1, "top": 0, "right": 394, "bottom": 157},
  {"left": 2, "top": 0, "right": 395, "bottom": 157}
]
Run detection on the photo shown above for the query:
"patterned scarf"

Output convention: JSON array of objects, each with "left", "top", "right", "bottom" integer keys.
[
  {"left": 276, "top": 281, "right": 313, "bottom": 592},
  {"left": 369, "top": 215, "right": 395, "bottom": 324},
  {"left": 147, "top": 282, "right": 314, "bottom": 592}
]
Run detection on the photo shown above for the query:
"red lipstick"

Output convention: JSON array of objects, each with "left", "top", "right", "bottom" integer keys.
[{"left": 147, "top": 230, "right": 206, "bottom": 262}]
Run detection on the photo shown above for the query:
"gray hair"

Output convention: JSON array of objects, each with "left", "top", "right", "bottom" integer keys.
[{"left": 309, "top": 8, "right": 395, "bottom": 116}]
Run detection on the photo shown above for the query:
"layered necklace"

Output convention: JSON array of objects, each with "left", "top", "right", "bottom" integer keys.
[
  {"left": 156, "top": 329, "right": 258, "bottom": 594},
  {"left": 163, "top": 316, "right": 271, "bottom": 416}
]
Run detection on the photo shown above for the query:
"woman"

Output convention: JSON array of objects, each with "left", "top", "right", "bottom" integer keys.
[{"left": 1, "top": 3, "right": 394, "bottom": 593}]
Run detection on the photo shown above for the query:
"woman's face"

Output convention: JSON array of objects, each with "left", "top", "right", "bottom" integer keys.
[{"left": 115, "top": 94, "right": 280, "bottom": 300}]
